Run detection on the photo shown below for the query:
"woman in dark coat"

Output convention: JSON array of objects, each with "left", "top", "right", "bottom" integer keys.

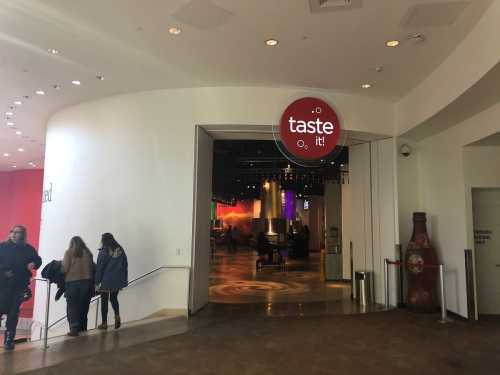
[{"left": 95, "top": 233, "right": 128, "bottom": 330}]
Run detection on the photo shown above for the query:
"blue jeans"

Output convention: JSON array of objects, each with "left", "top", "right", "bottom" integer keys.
[{"left": 65, "top": 280, "right": 92, "bottom": 332}]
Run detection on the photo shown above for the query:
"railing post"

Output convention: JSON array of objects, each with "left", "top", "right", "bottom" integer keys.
[
  {"left": 384, "top": 258, "right": 389, "bottom": 309},
  {"left": 43, "top": 281, "right": 51, "bottom": 349},
  {"left": 95, "top": 298, "right": 100, "bottom": 329},
  {"left": 438, "top": 264, "right": 451, "bottom": 324}
]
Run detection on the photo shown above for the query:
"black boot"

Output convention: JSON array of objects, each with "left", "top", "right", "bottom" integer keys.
[{"left": 4, "top": 331, "right": 15, "bottom": 351}]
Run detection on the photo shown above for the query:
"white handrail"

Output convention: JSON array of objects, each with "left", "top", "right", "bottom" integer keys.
[{"left": 33, "top": 265, "right": 190, "bottom": 349}]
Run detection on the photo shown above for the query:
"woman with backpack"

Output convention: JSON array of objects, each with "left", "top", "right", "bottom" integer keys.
[{"left": 95, "top": 233, "right": 128, "bottom": 330}]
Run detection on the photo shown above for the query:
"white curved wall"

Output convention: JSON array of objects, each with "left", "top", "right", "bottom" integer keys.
[
  {"left": 33, "top": 86, "right": 394, "bottom": 331},
  {"left": 397, "top": 1, "right": 500, "bottom": 135}
]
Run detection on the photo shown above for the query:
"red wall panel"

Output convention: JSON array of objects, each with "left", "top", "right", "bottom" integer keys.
[{"left": 0, "top": 170, "right": 44, "bottom": 318}]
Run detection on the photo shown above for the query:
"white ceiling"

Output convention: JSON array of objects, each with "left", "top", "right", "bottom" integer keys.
[{"left": 0, "top": 0, "right": 493, "bottom": 171}]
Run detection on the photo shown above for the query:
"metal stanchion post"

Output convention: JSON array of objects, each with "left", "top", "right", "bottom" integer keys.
[
  {"left": 95, "top": 298, "right": 100, "bottom": 329},
  {"left": 384, "top": 259, "right": 389, "bottom": 309},
  {"left": 438, "top": 264, "right": 452, "bottom": 324},
  {"left": 397, "top": 244, "right": 405, "bottom": 308},
  {"left": 43, "top": 281, "right": 51, "bottom": 349}
]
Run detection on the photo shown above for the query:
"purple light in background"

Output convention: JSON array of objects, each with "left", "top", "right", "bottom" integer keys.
[{"left": 284, "top": 190, "right": 296, "bottom": 220}]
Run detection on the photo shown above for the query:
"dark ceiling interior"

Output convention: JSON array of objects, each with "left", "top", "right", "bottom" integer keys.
[{"left": 212, "top": 140, "right": 348, "bottom": 203}]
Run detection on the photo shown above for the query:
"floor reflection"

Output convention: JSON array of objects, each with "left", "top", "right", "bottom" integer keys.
[{"left": 209, "top": 247, "right": 383, "bottom": 317}]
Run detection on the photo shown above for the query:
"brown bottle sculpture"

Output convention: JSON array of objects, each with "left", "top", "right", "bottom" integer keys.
[{"left": 405, "top": 212, "right": 439, "bottom": 312}]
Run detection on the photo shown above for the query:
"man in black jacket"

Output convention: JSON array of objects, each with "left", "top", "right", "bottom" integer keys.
[{"left": 0, "top": 225, "right": 42, "bottom": 351}]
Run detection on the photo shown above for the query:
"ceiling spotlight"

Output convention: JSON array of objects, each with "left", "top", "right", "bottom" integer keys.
[
  {"left": 5, "top": 111, "right": 13, "bottom": 116},
  {"left": 386, "top": 40, "right": 400, "bottom": 47},
  {"left": 3, "top": 153, "right": 9, "bottom": 157},
  {"left": 265, "top": 39, "right": 279, "bottom": 46},
  {"left": 12, "top": 165, "right": 17, "bottom": 169},
  {"left": 13, "top": 101, "right": 22, "bottom": 106},
  {"left": 330, "top": 161, "right": 335, "bottom": 165},
  {"left": 47, "top": 48, "right": 59, "bottom": 54},
  {"left": 15, "top": 131, "right": 22, "bottom": 135},
  {"left": 168, "top": 27, "right": 182, "bottom": 35},
  {"left": 71, "top": 80, "right": 81, "bottom": 85},
  {"left": 361, "top": 83, "right": 372, "bottom": 89},
  {"left": 96, "top": 75, "right": 105, "bottom": 81},
  {"left": 18, "top": 148, "right": 24, "bottom": 152},
  {"left": 35, "top": 90, "right": 45, "bottom": 95}
]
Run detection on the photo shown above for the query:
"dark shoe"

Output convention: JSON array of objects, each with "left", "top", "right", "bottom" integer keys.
[
  {"left": 67, "top": 330, "right": 79, "bottom": 337},
  {"left": 98, "top": 322, "right": 108, "bottom": 330},
  {"left": 114, "top": 316, "right": 121, "bottom": 329},
  {"left": 4, "top": 331, "right": 15, "bottom": 351}
]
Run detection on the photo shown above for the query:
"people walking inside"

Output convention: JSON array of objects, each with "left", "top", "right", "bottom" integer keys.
[
  {"left": 62, "top": 236, "right": 94, "bottom": 336},
  {"left": 95, "top": 233, "right": 128, "bottom": 330},
  {"left": 0, "top": 225, "right": 42, "bottom": 350}
]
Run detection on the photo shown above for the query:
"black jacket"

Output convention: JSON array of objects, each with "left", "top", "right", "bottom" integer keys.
[
  {"left": 0, "top": 240, "right": 42, "bottom": 289},
  {"left": 41, "top": 260, "right": 66, "bottom": 301}
]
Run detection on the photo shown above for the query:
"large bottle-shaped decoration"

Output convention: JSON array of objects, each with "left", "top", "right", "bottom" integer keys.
[{"left": 406, "top": 212, "right": 439, "bottom": 312}]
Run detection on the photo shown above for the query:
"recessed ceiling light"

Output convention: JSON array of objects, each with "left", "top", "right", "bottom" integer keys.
[
  {"left": 386, "top": 40, "right": 400, "bottom": 47},
  {"left": 96, "top": 75, "right": 105, "bottom": 81},
  {"left": 18, "top": 148, "right": 24, "bottom": 152},
  {"left": 14, "top": 101, "right": 22, "bottom": 106},
  {"left": 15, "top": 131, "right": 22, "bottom": 135},
  {"left": 35, "top": 90, "right": 45, "bottom": 95},
  {"left": 12, "top": 165, "right": 17, "bottom": 168},
  {"left": 47, "top": 48, "right": 59, "bottom": 54},
  {"left": 361, "top": 83, "right": 372, "bottom": 89},
  {"left": 168, "top": 27, "right": 182, "bottom": 35},
  {"left": 3, "top": 153, "right": 9, "bottom": 157},
  {"left": 265, "top": 39, "right": 279, "bottom": 46},
  {"left": 71, "top": 80, "right": 81, "bottom": 85},
  {"left": 5, "top": 111, "right": 13, "bottom": 116}
]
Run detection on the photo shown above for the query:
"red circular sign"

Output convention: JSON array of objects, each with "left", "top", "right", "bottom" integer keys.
[{"left": 279, "top": 97, "right": 341, "bottom": 160}]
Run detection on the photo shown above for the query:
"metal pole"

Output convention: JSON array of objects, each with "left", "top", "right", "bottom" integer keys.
[
  {"left": 350, "top": 241, "right": 354, "bottom": 300},
  {"left": 384, "top": 258, "right": 389, "bottom": 309},
  {"left": 397, "top": 244, "right": 405, "bottom": 308},
  {"left": 43, "top": 281, "right": 51, "bottom": 349},
  {"left": 95, "top": 298, "right": 100, "bottom": 329},
  {"left": 438, "top": 264, "right": 451, "bottom": 324}
]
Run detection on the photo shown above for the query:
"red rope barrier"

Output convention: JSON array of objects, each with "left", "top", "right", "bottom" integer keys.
[{"left": 386, "top": 260, "right": 441, "bottom": 269}]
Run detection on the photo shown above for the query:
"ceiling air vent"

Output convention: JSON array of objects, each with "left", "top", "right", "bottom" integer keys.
[{"left": 309, "top": 0, "right": 363, "bottom": 13}]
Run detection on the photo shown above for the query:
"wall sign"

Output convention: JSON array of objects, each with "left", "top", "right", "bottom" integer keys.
[
  {"left": 474, "top": 229, "right": 492, "bottom": 245},
  {"left": 279, "top": 97, "right": 341, "bottom": 160},
  {"left": 42, "top": 183, "right": 53, "bottom": 203}
]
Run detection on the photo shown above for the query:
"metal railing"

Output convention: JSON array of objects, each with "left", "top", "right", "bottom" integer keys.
[
  {"left": 33, "top": 265, "right": 190, "bottom": 349},
  {"left": 33, "top": 277, "right": 51, "bottom": 349}
]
